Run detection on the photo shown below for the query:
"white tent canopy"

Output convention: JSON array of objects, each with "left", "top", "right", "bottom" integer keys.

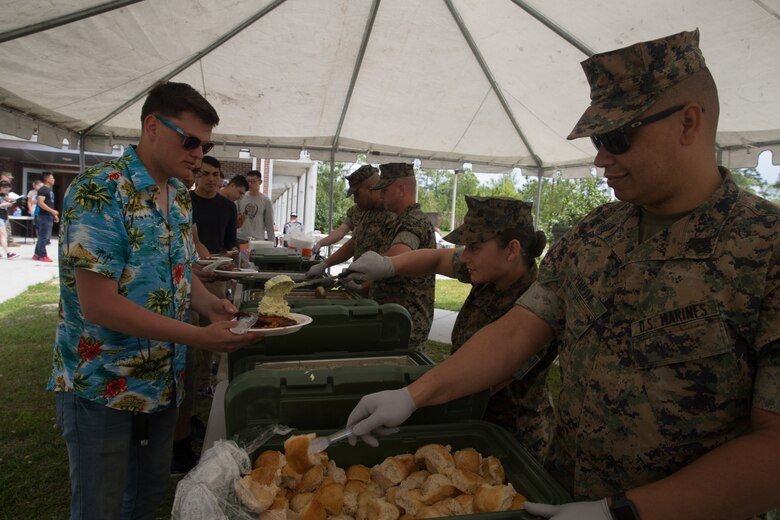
[{"left": 1, "top": 0, "right": 779, "bottom": 179}]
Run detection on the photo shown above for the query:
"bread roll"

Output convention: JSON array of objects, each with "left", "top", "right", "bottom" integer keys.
[
  {"left": 413, "top": 444, "right": 454, "bottom": 474},
  {"left": 479, "top": 456, "right": 505, "bottom": 486},
  {"left": 290, "top": 492, "right": 314, "bottom": 513},
  {"left": 300, "top": 498, "right": 327, "bottom": 520},
  {"left": 251, "top": 464, "right": 281, "bottom": 486},
  {"left": 453, "top": 448, "right": 481, "bottom": 474},
  {"left": 234, "top": 475, "right": 278, "bottom": 513},
  {"left": 281, "top": 462, "right": 303, "bottom": 489},
  {"left": 509, "top": 493, "right": 527, "bottom": 510},
  {"left": 314, "top": 481, "right": 345, "bottom": 514},
  {"left": 342, "top": 480, "right": 368, "bottom": 516},
  {"left": 327, "top": 460, "right": 348, "bottom": 484},
  {"left": 259, "top": 494, "right": 290, "bottom": 520},
  {"left": 473, "top": 483, "right": 516, "bottom": 513},
  {"left": 454, "top": 493, "right": 474, "bottom": 514},
  {"left": 255, "top": 449, "right": 287, "bottom": 471},
  {"left": 444, "top": 467, "right": 485, "bottom": 494},
  {"left": 428, "top": 497, "right": 464, "bottom": 517},
  {"left": 419, "top": 473, "right": 455, "bottom": 505},
  {"left": 370, "top": 457, "right": 414, "bottom": 490},
  {"left": 346, "top": 464, "right": 372, "bottom": 483},
  {"left": 330, "top": 515, "right": 356, "bottom": 520},
  {"left": 296, "top": 464, "right": 325, "bottom": 493},
  {"left": 398, "top": 470, "right": 429, "bottom": 491},
  {"left": 285, "top": 434, "right": 320, "bottom": 474},
  {"left": 393, "top": 489, "right": 425, "bottom": 516},
  {"left": 364, "top": 497, "right": 400, "bottom": 520}
]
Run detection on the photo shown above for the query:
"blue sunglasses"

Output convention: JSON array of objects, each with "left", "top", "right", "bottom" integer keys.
[{"left": 155, "top": 115, "right": 214, "bottom": 154}]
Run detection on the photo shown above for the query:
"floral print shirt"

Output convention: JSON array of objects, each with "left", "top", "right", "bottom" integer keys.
[{"left": 47, "top": 147, "right": 195, "bottom": 413}]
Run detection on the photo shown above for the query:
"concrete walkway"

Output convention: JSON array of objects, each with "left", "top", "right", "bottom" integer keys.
[
  {"left": 0, "top": 234, "right": 60, "bottom": 304},
  {"left": 0, "top": 233, "right": 457, "bottom": 344}
]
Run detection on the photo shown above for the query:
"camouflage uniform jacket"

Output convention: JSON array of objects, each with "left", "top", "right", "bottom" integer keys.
[
  {"left": 451, "top": 248, "right": 557, "bottom": 463},
  {"left": 371, "top": 203, "right": 436, "bottom": 349},
  {"left": 517, "top": 170, "right": 780, "bottom": 500},
  {"left": 347, "top": 204, "right": 396, "bottom": 260}
]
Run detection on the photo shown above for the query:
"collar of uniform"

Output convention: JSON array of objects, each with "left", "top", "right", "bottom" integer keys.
[
  {"left": 397, "top": 202, "right": 421, "bottom": 219},
  {"left": 594, "top": 167, "right": 736, "bottom": 261},
  {"left": 125, "top": 146, "right": 157, "bottom": 191}
]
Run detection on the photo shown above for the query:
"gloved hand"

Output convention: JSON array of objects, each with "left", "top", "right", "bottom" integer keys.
[
  {"left": 524, "top": 499, "right": 611, "bottom": 520},
  {"left": 342, "top": 251, "right": 395, "bottom": 284},
  {"left": 305, "top": 261, "right": 328, "bottom": 279},
  {"left": 312, "top": 241, "right": 322, "bottom": 255},
  {"left": 340, "top": 278, "right": 366, "bottom": 294},
  {"left": 346, "top": 388, "right": 416, "bottom": 447}
]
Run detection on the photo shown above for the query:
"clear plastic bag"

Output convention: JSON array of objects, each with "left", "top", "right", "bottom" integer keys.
[{"left": 172, "top": 424, "right": 293, "bottom": 520}]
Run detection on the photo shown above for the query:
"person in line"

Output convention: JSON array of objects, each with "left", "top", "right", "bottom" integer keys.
[
  {"left": 344, "top": 196, "right": 555, "bottom": 462},
  {"left": 305, "top": 164, "right": 395, "bottom": 275},
  {"left": 219, "top": 174, "right": 249, "bottom": 203},
  {"left": 191, "top": 156, "right": 238, "bottom": 255},
  {"left": 48, "top": 81, "right": 263, "bottom": 520},
  {"left": 26, "top": 177, "right": 43, "bottom": 238},
  {"left": 0, "top": 180, "right": 19, "bottom": 259},
  {"left": 236, "top": 169, "right": 274, "bottom": 243},
  {"left": 345, "top": 30, "right": 780, "bottom": 519},
  {"left": 33, "top": 171, "right": 58, "bottom": 262}
]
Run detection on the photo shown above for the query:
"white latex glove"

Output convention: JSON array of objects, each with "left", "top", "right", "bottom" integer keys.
[
  {"left": 305, "top": 261, "right": 328, "bottom": 279},
  {"left": 524, "top": 499, "right": 611, "bottom": 520},
  {"left": 346, "top": 388, "right": 416, "bottom": 447},
  {"left": 312, "top": 241, "right": 322, "bottom": 255},
  {"left": 342, "top": 251, "right": 395, "bottom": 283},
  {"left": 340, "top": 278, "right": 366, "bottom": 294}
]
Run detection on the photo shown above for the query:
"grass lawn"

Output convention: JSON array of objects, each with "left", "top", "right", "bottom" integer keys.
[{"left": 434, "top": 278, "right": 470, "bottom": 311}]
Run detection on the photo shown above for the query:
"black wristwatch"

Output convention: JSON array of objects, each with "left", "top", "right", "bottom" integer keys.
[{"left": 610, "top": 492, "right": 640, "bottom": 520}]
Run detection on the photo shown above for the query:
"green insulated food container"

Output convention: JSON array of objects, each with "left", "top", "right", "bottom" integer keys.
[
  {"left": 223, "top": 366, "right": 571, "bottom": 518},
  {"left": 228, "top": 303, "right": 433, "bottom": 380}
]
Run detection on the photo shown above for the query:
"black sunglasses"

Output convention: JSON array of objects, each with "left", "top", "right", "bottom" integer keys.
[
  {"left": 155, "top": 115, "right": 215, "bottom": 154},
  {"left": 590, "top": 104, "right": 686, "bottom": 155}
]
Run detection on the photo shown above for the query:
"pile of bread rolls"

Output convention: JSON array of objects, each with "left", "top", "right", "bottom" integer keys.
[{"left": 234, "top": 433, "right": 527, "bottom": 520}]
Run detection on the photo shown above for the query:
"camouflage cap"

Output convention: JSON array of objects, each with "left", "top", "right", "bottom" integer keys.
[
  {"left": 443, "top": 196, "right": 535, "bottom": 245},
  {"left": 568, "top": 29, "right": 706, "bottom": 139},
  {"left": 370, "top": 163, "right": 415, "bottom": 191},
  {"left": 345, "top": 165, "right": 379, "bottom": 196}
]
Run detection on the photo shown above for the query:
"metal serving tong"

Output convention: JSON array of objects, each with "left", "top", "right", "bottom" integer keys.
[{"left": 308, "top": 428, "right": 354, "bottom": 455}]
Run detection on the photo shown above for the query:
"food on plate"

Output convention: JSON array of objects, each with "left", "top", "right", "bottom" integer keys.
[
  {"left": 235, "top": 438, "right": 527, "bottom": 519},
  {"left": 259, "top": 274, "right": 296, "bottom": 318}
]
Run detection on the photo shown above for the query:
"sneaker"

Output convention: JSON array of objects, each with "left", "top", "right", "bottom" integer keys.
[
  {"left": 39, "top": 256, "right": 53, "bottom": 263},
  {"left": 32, "top": 254, "right": 40, "bottom": 260},
  {"left": 7, "top": 252, "right": 18, "bottom": 260}
]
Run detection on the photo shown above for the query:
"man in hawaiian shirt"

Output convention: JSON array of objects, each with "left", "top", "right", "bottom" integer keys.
[{"left": 48, "top": 82, "right": 263, "bottom": 519}]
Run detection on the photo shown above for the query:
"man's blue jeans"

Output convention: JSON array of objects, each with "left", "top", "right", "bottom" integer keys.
[
  {"left": 35, "top": 212, "right": 53, "bottom": 258},
  {"left": 55, "top": 392, "right": 178, "bottom": 520}
]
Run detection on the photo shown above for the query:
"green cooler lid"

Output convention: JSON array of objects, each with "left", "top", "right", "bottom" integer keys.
[
  {"left": 228, "top": 303, "right": 413, "bottom": 378},
  {"left": 224, "top": 363, "right": 489, "bottom": 437}
]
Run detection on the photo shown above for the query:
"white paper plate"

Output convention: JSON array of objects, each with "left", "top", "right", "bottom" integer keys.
[
  {"left": 214, "top": 268, "right": 259, "bottom": 278},
  {"left": 196, "top": 256, "right": 232, "bottom": 266},
  {"left": 247, "top": 313, "right": 313, "bottom": 335}
]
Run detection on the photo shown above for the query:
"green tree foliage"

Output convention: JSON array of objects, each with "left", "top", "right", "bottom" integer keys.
[
  {"left": 731, "top": 168, "right": 779, "bottom": 203},
  {"left": 516, "top": 175, "right": 613, "bottom": 240},
  {"left": 314, "top": 161, "right": 352, "bottom": 232},
  {"left": 415, "top": 168, "right": 481, "bottom": 232}
]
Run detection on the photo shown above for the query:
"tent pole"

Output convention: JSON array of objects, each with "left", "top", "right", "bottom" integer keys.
[
  {"left": 534, "top": 170, "right": 543, "bottom": 230},
  {"left": 79, "top": 132, "right": 86, "bottom": 172},
  {"left": 328, "top": 150, "right": 335, "bottom": 235}
]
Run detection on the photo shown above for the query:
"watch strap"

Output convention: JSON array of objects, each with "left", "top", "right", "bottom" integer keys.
[{"left": 610, "top": 492, "right": 640, "bottom": 520}]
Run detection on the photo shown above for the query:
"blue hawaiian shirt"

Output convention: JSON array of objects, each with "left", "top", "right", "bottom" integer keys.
[{"left": 47, "top": 147, "right": 196, "bottom": 413}]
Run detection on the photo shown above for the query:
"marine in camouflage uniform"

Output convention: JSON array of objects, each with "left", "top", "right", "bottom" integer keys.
[
  {"left": 344, "top": 204, "right": 396, "bottom": 261},
  {"left": 519, "top": 170, "right": 780, "bottom": 500},
  {"left": 370, "top": 163, "right": 436, "bottom": 350},
  {"left": 446, "top": 196, "right": 557, "bottom": 464},
  {"left": 513, "top": 30, "right": 780, "bottom": 511}
]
